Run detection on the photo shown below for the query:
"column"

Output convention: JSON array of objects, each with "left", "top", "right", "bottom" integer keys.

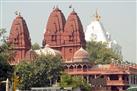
[
  {"left": 86, "top": 75, "right": 89, "bottom": 83},
  {"left": 107, "top": 75, "right": 110, "bottom": 80},
  {"left": 6, "top": 78, "right": 9, "bottom": 91},
  {"left": 119, "top": 75, "right": 122, "bottom": 81}
]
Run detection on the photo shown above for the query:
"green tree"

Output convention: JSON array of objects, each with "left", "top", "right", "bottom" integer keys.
[
  {"left": 86, "top": 41, "right": 122, "bottom": 64},
  {"left": 32, "top": 43, "right": 40, "bottom": 50},
  {"left": 15, "top": 55, "right": 63, "bottom": 90},
  {"left": 60, "top": 73, "right": 91, "bottom": 91},
  {"left": 0, "top": 28, "right": 13, "bottom": 90},
  {"left": 0, "top": 28, "right": 13, "bottom": 80},
  {"left": 0, "top": 28, "right": 6, "bottom": 42}
]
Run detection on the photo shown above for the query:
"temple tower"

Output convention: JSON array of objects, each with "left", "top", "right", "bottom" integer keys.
[
  {"left": 61, "top": 10, "right": 86, "bottom": 61},
  {"left": 43, "top": 7, "right": 66, "bottom": 51},
  {"left": 8, "top": 12, "right": 31, "bottom": 64}
]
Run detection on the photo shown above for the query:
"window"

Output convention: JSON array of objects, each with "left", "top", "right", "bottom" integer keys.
[
  {"left": 69, "top": 49, "right": 72, "bottom": 53},
  {"left": 69, "top": 35, "right": 73, "bottom": 41},
  {"left": 109, "top": 75, "right": 118, "bottom": 80},
  {"left": 51, "top": 35, "right": 56, "bottom": 41}
]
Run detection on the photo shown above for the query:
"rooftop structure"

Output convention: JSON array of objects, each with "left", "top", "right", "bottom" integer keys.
[{"left": 85, "top": 10, "right": 122, "bottom": 56}]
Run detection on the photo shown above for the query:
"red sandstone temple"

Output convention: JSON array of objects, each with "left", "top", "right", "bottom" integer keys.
[{"left": 8, "top": 8, "right": 137, "bottom": 91}]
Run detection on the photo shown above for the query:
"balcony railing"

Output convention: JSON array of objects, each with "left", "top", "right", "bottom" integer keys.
[{"left": 107, "top": 80, "right": 129, "bottom": 86}]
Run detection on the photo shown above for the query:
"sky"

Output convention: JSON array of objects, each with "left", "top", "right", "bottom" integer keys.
[{"left": 0, "top": 0, "right": 136, "bottom": 63}]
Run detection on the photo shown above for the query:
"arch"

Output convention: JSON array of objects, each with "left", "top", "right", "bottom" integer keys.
[
  {"left": 77, "top": 64, "right": 82, "bottom": 71},
  {"left": 64, "top": 65, "right": 68, "bottom": 69},
  {"left": 69, "top": 65, "right": 74, "bottom": 71},
  {"left": 83, "top": 65, "right": 88, "bottom": 71}
]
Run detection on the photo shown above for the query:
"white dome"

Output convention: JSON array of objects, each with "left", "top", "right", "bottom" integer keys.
[{"left": 35, "top": 45, "right": 61, "bottom": 56}]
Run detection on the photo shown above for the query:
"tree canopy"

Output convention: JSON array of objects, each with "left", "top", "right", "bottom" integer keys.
[
  {"left": 0, "top": 28, "right": 13, "bottom": 90},
  {"left": 32, "top": 43, "right": 40, "bottom": 50},
  {"left": 86, "top": 41, "right": 122, "bottom": 64},
  {"left": 15, "top": 54, "right": 63, "bottom": 90},
  {"left": 60, "top": 73, "right": 91, "bottom": 91}
]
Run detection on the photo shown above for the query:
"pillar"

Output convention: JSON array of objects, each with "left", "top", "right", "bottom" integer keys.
[
  {"left": 6, "top": 78, "right": 9, "bottom": 91},
  {"left": 119, "top": 75, "right": 122, "bottom": 81},
  {"left": 107, "top": 75, "right": 110, "bottom": 80}
]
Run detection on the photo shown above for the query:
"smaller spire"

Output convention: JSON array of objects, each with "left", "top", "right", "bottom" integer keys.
[{"left": 95, "top": 9, "right": 101, "bottom": 21}]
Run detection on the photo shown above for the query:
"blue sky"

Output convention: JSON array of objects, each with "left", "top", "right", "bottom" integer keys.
[{"left": 0, "top": 0, "right": 136, "bottom": 63}]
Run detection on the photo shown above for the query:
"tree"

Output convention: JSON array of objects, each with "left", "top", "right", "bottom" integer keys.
[
  {"left": 0, "top": 28, "right": 13, "bottom": 90},
  {"left": 32, "top": 43, "right": 40, "bottom": 50},
  {"left": 60, "top": 73, "right": 91, "bottom": 91},
  {"left": 15, "top": 55, "right": 63, "bottom": 90},
  {"left": 0, "top": 28, "right": 6, "bottom": 43},
  {"left": 86, "top": 41, "right": 122, "bottom": 64}
]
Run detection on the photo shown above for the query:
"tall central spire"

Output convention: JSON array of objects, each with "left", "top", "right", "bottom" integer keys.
[
  {"left": 61, "top": 10, "right": 86, "bottom": 60},
  {"left": 42, "top": 7, "right": 66, "bottom": 50}
]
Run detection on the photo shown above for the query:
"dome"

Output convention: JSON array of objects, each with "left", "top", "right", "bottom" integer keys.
[
  {"left": 35, "top": 45, "right": 62, "bottom": 56},
  {"left": 73, "top": 47, "right": 89, "bottom": 59}
]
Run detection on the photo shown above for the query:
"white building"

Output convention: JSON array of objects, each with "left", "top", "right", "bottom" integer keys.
[{"left": 85, "top": 10, "right": 122, "bottom": 56}]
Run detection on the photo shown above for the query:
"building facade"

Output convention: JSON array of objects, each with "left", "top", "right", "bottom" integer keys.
[
  {"left": 43, "top": 7, "right": 86, "bottom": 61},
  {"left": 7, "top": 8, "right": 137, "bottom": 91}
]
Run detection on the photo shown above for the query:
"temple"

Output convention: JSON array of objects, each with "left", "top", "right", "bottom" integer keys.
[
  {"left": 8, "top": 12, "right": 36, "bottom": 65},
  {"left": 43, "top": 7, "right": 86, "bottom": 61},
  {"left": 85, "top": 10, "right": 122, "bottom": 56},
  {"left": 7, "top": 8, "right": 137, "bottom": 91}
]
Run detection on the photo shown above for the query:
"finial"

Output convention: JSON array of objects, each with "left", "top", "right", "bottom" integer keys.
[
  {"left": 53, "top": 5, "right": 55, "bottom": 9},
  {"left": 14, "top": 11, "right": 21, "bottom": 16},
  {"left": 95, "top": 9, "right": 101, "bottom": 21},
  {"left": 69, "top": 4, "right": 75, "bottom": 12},
  {"left": 73, "top": 8, "right": 75, "bottom": 12},
  {"left": 18, "top": 12, "right": 21, "bottom": 16},
  {"left": 15, "top": 11, "right": 18, "bottom": 15},
  {"left": 56, "top": 5, "right": 59, "bottom": 9}
]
